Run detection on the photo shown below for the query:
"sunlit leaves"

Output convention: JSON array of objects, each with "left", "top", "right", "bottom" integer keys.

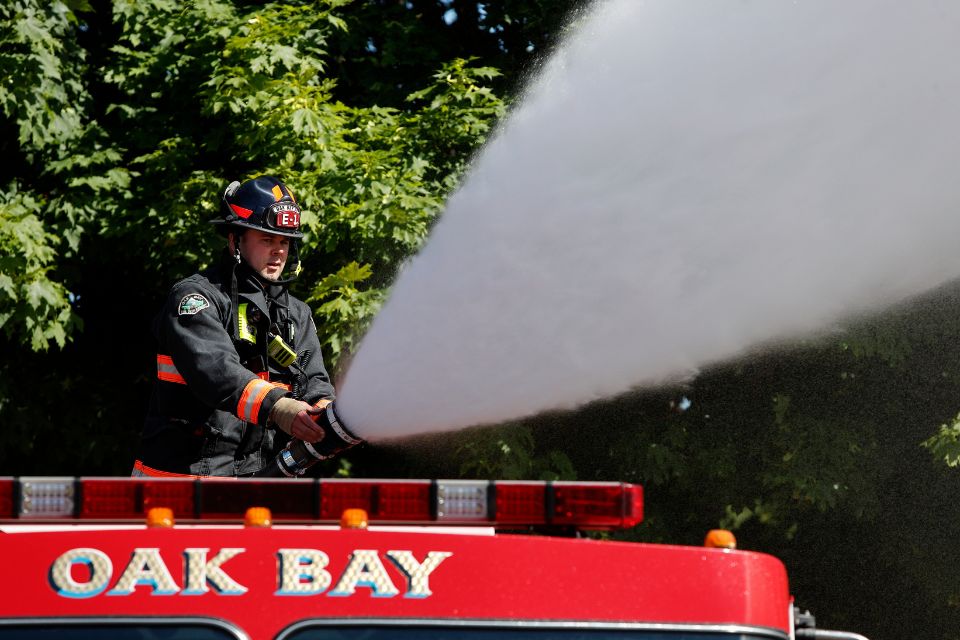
[
  {"left": 0, "top": 0, "right": 88, "bottom": 150},
  {"left": 82, "top": 0, "right": 505, "bottom": 369},
  {"left": 0, "top": 184, "right": 81, "bottom": 350},
  {"left": 923, "top": 414, "right": 960, "bottom": 468},
  {"left": 311, "top": 262, "right": 382, "bottom": 362}
]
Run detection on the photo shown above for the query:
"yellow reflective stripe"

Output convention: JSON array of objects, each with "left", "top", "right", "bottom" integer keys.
[
  {"left": 237, "top": 303, "right": 256, "bottom": 344},
  {"left": 157, "top": 355, "right": 186, "bottom": 384},
  {"left": 237, "top": 378, "right": 273, "bottom": 422}
]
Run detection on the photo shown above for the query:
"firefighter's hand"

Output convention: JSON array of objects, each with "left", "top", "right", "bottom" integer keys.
[{"left": 270, "top": 398, "right": 325, "bottom": 443}]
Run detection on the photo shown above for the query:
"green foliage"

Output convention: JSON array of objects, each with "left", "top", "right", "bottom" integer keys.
[
  {"left": 0, "top": 184, "right": 81, "bottom": 350},
  {"left": 923, "top": 413, "right": 960, "bottom": 467},
  {"left": 761, "top": 392, "right": 878, "bottom": 517},
  {"left": 456, "top": 424, "right": 576, "bottom": 481},
  {"left": 3, "top": 2, "right": 960, "bottom": 637},
  {"left": 0, "top": 0, "right": 516, "bottom": 482},
  {"left": 405, "top": 58, "right": 505, "bottom": 185},
  {"left": 328, "top": 0, "right": 582, "bottom": 105},
  {"left": 0, "top": 0, "right": 88, "bottom": 151},
  {"left": 312, "top": 261, "right": 383, "bottom": 362},
  {"left": 840, "top": 324, "right": 914, "bottom": 367},
  {"left": 0, "top": 0, "right": 96, "bottom": 349},
  {"left": 82, "top": 0, "right": 510, "bottom": 368}
]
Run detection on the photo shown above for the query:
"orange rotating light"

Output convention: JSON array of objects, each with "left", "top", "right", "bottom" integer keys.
[
  {"left": 146, "top": 507, "right": 175, "bottom": 528},
  {"left": 704, "top": 529, "right": 737, "bottom": 549},
  {"left": 244, "top": 507, "right": 273, "bottom": 528}
]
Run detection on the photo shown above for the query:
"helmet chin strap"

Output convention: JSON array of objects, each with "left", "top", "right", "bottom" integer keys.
[
  {"left": 270, "top": 240, "right": 301, "bottom": 285},
  {"left": 227, "top": 242, "right": 299, "bottom": 347}
]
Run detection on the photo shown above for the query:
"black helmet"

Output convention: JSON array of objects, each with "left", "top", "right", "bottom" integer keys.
[{"left": 213, "top": 175, "right": 303, "bottom": 239}]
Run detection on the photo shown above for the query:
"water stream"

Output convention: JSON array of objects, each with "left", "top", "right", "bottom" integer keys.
[{"left": 335, "top": 0, "right": 960, "bottom": 439}]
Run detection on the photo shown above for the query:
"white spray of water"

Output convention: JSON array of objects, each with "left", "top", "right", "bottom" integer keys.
[{"left": 336, "top": 0, "right": 960, "bottom": 439}]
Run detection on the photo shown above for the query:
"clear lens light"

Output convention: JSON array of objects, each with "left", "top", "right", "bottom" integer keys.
[
  {"left": 21, "top": 478, "right": 75, "bottom": 517},
  {"left": 436, "top": 480, "right": 488, "bottom": 521}
]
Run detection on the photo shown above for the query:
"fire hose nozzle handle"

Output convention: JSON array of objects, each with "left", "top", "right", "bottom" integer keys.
[
  {"left": 311, "top": 401, "right": 364, "bottom": 456},
  {"left": 255, "top": 402, "right": 363, "bottom": 478}
]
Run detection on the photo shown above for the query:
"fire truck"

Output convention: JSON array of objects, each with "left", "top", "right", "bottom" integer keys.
[{"left": 0, "top": 477, "right": 868, "bottom": 640}]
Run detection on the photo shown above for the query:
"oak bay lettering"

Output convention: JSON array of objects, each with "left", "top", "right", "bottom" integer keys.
[{"left": 49, "top": 547, "right": 452, "bottom": 599}]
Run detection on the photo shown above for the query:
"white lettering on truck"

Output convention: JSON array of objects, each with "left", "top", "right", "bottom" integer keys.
[
  {"left": 107, "top": 548, "right": 179, "bottom": 595},
  {"left": 277, "top": 549, "right": 451, "bottom": 598},
  {"left": 276, "top": 549, "right": 332, "bottom": 595},
  {"left": 50, "top": 547, "right": 451, "bottom": 599},
  {"left": 183, "top": 548, "right": 248, "bottom": 595},
  {"left": 50, "top": 548, "right": 113, "bottom": 598},
  {"left": 386, "top": 550, "right": 453, "bottom": 598}
]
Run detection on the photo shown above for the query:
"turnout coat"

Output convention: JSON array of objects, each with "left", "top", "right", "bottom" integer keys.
[{"left": 137, "top": 255, "right": 335, "bottom": 476}]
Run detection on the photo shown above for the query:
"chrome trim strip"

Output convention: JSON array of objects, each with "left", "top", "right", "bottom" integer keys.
[
  {"left": 279, "top": 450, "right": 298, "bottom": 476},
  {"left": 327, "top": 405, "right": 362, "bottom": 445},
  {"left": 302, "top": 441, "right": 328, "bottom": 461},
  {"left": 276, "top": 617, "right": 790, "bottom": 640},
  {"left": 796, "top": 631, "right": 870, "bottom": 640},
  {"left": 0, "top": 616, "right": 249, "bottom": 640}
]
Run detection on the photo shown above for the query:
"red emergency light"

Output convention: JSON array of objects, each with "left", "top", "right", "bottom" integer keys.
[{"left": 0, "top": 477, "right": 643, "bottom": 531}]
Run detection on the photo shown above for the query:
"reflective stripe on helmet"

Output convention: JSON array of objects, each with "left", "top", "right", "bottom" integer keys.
[{"left": 230, "top": 203, "right": 253, "bottom": 219}]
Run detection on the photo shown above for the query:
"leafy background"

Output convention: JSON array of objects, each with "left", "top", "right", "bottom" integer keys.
[{"left": 3, "top": 1, "right": 960, "bottom": 638}]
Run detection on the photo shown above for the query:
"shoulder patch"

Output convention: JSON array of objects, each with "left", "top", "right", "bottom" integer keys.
[{"left": 178, "top": 293, "right": 210, "bottom": 316}]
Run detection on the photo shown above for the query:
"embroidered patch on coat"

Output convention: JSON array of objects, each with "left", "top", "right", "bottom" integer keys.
[{"left": 178, "top": 293, "right": 210, "bottom": 316}]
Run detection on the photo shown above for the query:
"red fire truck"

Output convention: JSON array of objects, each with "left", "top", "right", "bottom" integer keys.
[{"left": 0, "top": 477, "right": 867, "bottom": 640}]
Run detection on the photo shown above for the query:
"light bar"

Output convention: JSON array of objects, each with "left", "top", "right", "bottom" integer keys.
[
  {"left": 20, "top": 478, "right": 75, "bottom": 518},
  {"left": 494, "top": 481, "right": 546, "bottom": 524},
  {"left": 437, "top": 480, "right": 488, "bottom": 522},
  {"left": 81, "top": 477, "right": 195, "bottom": 520},
  {"left": 0, "top": 479, "right": 13, "bottom": 519},
  {"left": 553, "top": 481, "right": 645, "bottom": 529},
  {"left": 0, "top": 478, "right": 643, "bottom": 531},
  {"left": 201, "top": 478, "right": 312, "bottom": 521},
  {"left": 319, "top": 480, "right": 432, "bottom": 522}
]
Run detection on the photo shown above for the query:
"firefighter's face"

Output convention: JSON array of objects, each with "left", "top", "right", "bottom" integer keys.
[{"left": 234, "top": 230, "right": 289, "bottom": 281}]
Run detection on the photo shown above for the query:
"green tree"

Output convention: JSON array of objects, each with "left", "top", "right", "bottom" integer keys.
[
  {"left": 0, "top": 0, "right": 511, "bottom": 475},
  {"left": 4, "top": 3, "right": 960, "bottom": 640},
  {"left": 0, "top": 0, "right": 99, "bottom": 351}
]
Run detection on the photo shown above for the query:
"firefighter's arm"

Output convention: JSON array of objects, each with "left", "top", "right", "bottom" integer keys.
[
  {"left": 296, "top": 307, "right": 336, "bottom": 407},
  {"left": 269, "top": 398, "right": 325, "bottom": 443},
  {"left": 160, "top": 283, "right": 287, "bottom": 427}
]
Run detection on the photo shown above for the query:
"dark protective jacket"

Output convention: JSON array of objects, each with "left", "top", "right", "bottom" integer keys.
[{"left": 137, "top": 254, "right": 335, "bottom": 476}]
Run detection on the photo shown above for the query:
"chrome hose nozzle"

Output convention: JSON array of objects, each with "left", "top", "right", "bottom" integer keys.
[{"left": 254, "top": 402, "right": 363, "bottom": 477}]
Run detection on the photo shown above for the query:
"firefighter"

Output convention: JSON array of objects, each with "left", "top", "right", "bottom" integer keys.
[{"left": 133, "top": 176, "right": 337, "bottom": 477}]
